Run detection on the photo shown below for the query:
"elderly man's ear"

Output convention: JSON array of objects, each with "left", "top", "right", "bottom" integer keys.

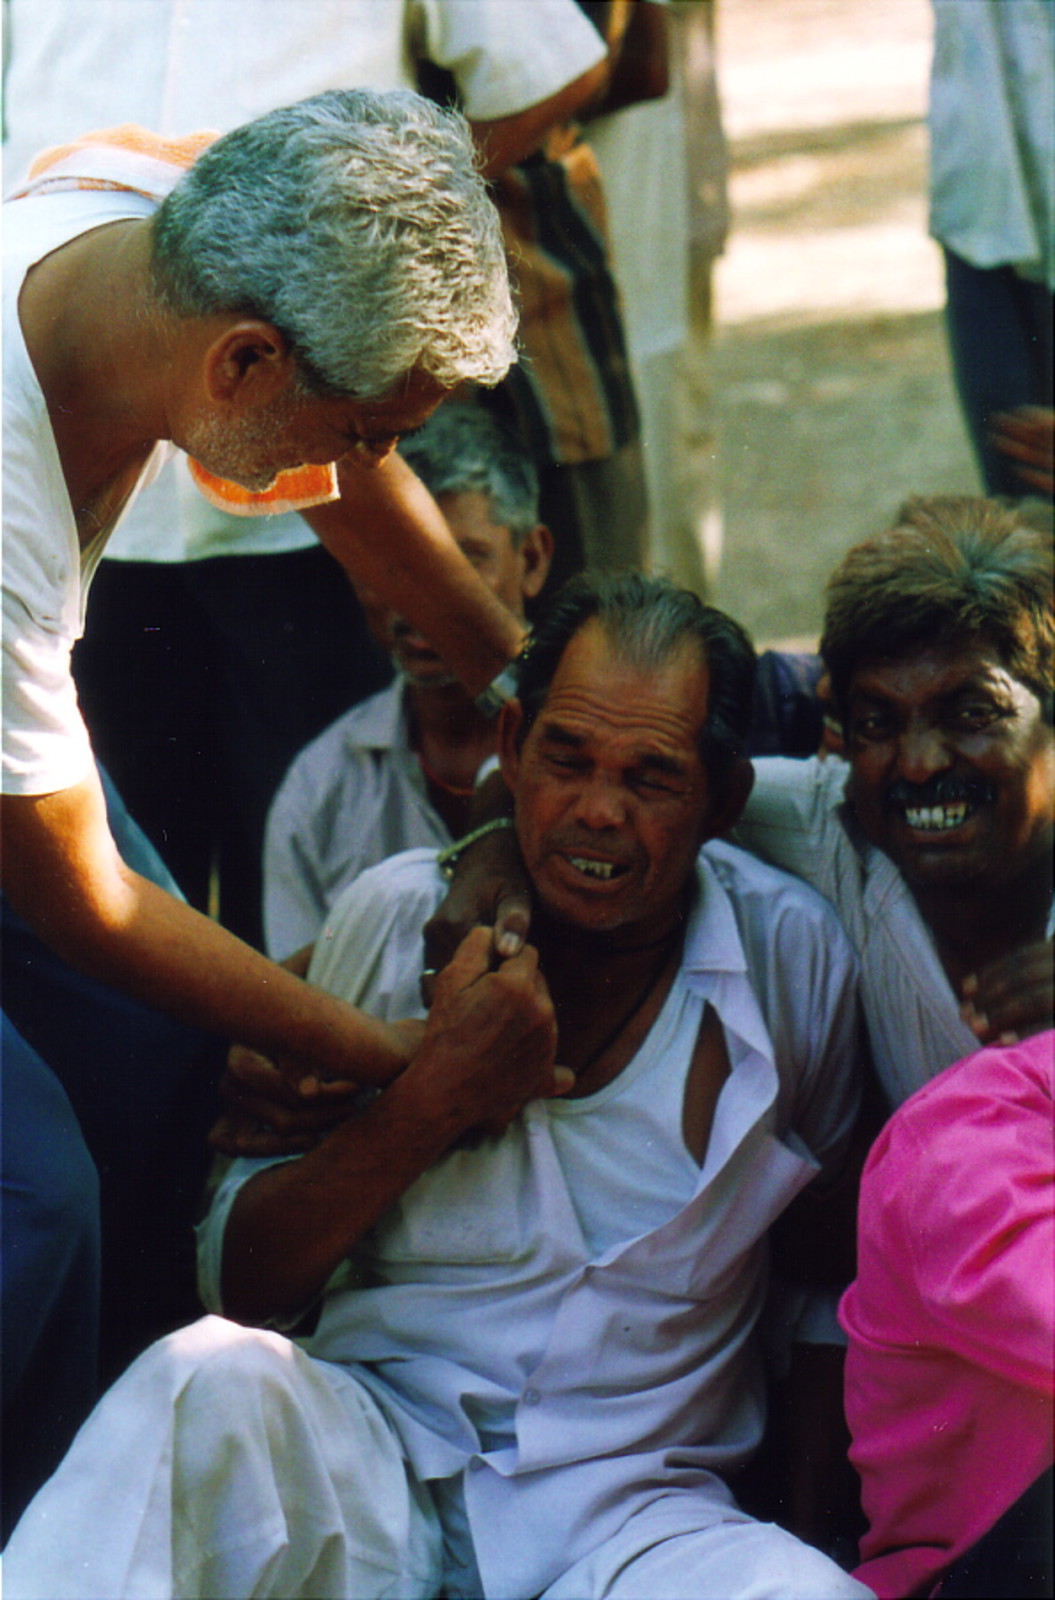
[
  {"left": 518, "top": 523, "right": 554, "bottom": 605},
  {"left": 497, "top": 698, "right": 525, "bottom": 792},
  {"left": 704, "top": 756, "right": 754, "bottom": 842},
  {"left": 203, "top": 319, "right": 295, "bottom": 407}
]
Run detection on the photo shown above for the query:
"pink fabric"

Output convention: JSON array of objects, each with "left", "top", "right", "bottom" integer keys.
[{"left": 840, "top": 1032, "right": 1054, "bottom": 1600}]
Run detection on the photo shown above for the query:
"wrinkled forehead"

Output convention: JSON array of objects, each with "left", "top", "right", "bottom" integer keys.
[
  {"left": 847, "top": 630, "right": 1036, "bottom": 701},
  {"left": 536, "top": 625, "right": 712, "bottom": 753}
]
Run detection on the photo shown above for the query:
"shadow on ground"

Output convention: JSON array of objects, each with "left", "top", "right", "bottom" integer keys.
[{"left": 706, "top": 306, "right": 982, "bottom": 645}]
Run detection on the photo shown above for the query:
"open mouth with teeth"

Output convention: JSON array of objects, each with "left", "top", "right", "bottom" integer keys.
[
  {"left": 900, "top": 801, "right": 970, "bottom": 832},
  {"left": 565, "top": 855, "right": 628, "bottom": 882}
]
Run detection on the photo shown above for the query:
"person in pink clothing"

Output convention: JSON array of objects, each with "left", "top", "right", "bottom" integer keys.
[{"left": 839, "top": 1032, "right": 1054, "bottom": 1599}]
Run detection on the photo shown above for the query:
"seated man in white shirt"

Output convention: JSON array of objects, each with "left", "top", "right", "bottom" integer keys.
[
  {"left": 263, "top": 404, "right": 553, "bottom": 962},
  {"left": 3, "top": 573, "right": 870, "bottom": 1600}
]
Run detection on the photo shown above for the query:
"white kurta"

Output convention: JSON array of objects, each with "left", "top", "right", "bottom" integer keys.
[{"left": 6, "top": 843, "right": 870, "bottom": 1600}]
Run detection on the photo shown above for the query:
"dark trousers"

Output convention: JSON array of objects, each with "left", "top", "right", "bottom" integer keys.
[
  {"left": 72, "top": 544, "right": 391, "bottom": 949},
  {"left": 1, "top": 773, "right": 222, "bottom": 1535},
  {"left": 943, "top": 247, "right": 1054, "bottom": 501}
]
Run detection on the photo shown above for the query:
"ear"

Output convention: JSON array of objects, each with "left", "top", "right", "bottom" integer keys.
[
  {"left": 202, "top": 320, "right": 295, "bottom": 407},
  {"left": 497, "top": 698, "right": 525, "bottom": 792},
  {"left": 517, "top": 523, "right": 554, "bottom": 602},
  {"left": 700, "top": 756, "right": 754, "bottom": 843}
]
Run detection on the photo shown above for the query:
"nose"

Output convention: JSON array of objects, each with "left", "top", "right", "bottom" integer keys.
[
  {"left": 571, "top": 772, "right": 627, "bottom": 831},
  {"left": 895, "top": 714, "right": 951, "bottom": 783}
]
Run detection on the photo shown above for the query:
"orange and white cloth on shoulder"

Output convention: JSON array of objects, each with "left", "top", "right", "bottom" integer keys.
[{"left": 10, "top": 124, "right": 341, "bottom": 518}]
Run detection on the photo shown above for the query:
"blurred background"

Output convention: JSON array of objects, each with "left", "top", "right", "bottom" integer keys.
[{"left": 671, "top": 0, "right": 981, "bottom": 648}]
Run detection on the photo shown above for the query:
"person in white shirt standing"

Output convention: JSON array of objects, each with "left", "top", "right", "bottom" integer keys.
[{"left": 5, "top": 572, "right": 869, "bottom": 1600}]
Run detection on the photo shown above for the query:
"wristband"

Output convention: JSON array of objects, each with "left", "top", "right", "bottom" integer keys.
[
  {"left": 436, "top": 816, "right": 516, "bottom": 880},
  {"left": 473, "top": 633, "right": 533, "bottom": 719}
]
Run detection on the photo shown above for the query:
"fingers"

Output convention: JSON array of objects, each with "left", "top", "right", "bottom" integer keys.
[
  {"left": 436, "top": 924, "right": 496, "bottom": 994},
  {"left": 960, "top": 943, "right": 1054, "bottom": 1044},
  {"left": 422, "top": 908, "right": 462, "bottom": 979},
  {"left": 551, "top": 1064, "right": 576, "bottom": 1096},
  {"left": 208, "top": 1112, "right": 318, "bottom": 1159}
]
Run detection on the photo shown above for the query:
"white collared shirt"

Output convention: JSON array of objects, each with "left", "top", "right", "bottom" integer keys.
[
  {"left": 200, "top": 840, "right": 861, "bottom": 1598},
  {"left": 262, "top": 680, "right": 452, "bottom": 960}
]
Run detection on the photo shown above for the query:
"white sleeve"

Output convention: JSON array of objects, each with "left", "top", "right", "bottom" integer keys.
[
  {"left": 198, "top": 851, "right": 445, "bottom": 1313},
  {"left": 413, "top": 0, "right": 607, "bottom": 120},
  {"left": 262, "top": 758, "right": 333, "bottom": 961}
]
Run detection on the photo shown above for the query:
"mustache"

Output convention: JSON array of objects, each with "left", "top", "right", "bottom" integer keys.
[
  {"left": 551, "top": 835, "right": 635, "bottom": 866},
  {"left": 884, "top": 774, "right": 996, "bottom": 810}
]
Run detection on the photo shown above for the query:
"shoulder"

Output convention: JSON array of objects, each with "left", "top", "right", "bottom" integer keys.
[
  {"left": 703, "top": 836, "right": 855, "bottom": 954},
  {"left": 867, "top": 1033, "right": 1055, "bottom": 1197},
  {"left": 743, "top": 754, "right": 850, "bottom": 833},
  {"left": 272, "top": 685, "right": 403, "bottom": 807},
  {"left": 308, "top": 848, "right": 443, "bottom": 1007}
]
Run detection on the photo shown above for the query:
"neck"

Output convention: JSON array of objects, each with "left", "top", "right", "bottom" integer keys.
[
  {"left": 912, "top": 851, "right": 1054, "bottom": 984},
  {"left": 408, "top": 680, "right": 494, "bottom": 748},
  {"left": 407, "top": 682, "right": 498, "bottom": 833},
  {"left": 533, "top": 890, "right": 692, "bottom": 1093}
]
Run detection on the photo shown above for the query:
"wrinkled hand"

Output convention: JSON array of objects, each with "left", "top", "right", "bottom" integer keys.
[
  {"left": 414, "top": 925, "right": 570, "bottom": 1134},
  {"left": 209, "top": 1020, "right": 425, "bottom": 1157},
  {"left": 990, "top": 406, "right": 1055, "bottom": 497},
  {"left": 422, "top": 824, "right": 532, "bottom": 1003},
  {"left": 960, "top": 940, "right": 1054, "bottom": 1046}
]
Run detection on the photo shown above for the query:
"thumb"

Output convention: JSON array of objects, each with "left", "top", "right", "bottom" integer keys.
[{"left": 493, "top": 891, "right": 533, "bottom": 959}]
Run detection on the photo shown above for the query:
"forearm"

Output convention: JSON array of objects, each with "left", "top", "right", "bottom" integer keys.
[
  {"left": 221, "top": 1066, "right": 469, "bottom": 1323},
  {"left": 305, "top": 453, "right": 525, "bottom": 696},
  {"left": 469, "top": 60, "right": 609, "bottom": 177},
  {"left": 223, "top": 928, "right": 562, "bottom": 1324},
  {"left": 1, "top": 781, "right": 406, "bottom": 1087}
]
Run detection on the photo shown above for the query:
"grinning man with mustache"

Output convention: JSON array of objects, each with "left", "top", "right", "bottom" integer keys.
[{"left": 738, "top": 494, "right": 1053, "bottom": 1111}]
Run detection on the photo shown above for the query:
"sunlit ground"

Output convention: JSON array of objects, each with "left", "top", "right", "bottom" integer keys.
[{"left": 699, "top": 0, "right": 980, "bottom": 647}]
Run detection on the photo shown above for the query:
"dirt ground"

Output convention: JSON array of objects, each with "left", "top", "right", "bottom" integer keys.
[{"left": 695, "top": 0, "right": 981, "bottom": 648}]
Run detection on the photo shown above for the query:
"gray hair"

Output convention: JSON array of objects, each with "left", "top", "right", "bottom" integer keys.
[
  {"left": 398, "top": 405, "right": 539, "bottom": 544},
  {"left": 150, "top": 89, "right": 517, "bottom": 399}
]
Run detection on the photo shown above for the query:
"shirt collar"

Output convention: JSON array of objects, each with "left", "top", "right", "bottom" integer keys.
[
  {"left": 681, "top": 847, "right": 750, "bottom": 979},
  {"left": 345, "top": 677, "right": 413, "bottom": 755}
]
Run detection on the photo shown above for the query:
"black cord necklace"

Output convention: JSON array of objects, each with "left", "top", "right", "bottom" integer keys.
[{"left": 574, "top": 933, "right": 681, "bottom": 1076}]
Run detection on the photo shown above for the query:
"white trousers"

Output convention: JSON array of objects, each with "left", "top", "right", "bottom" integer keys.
[
  {"left": 4, "top": 1315, "right": 874, "bottom": 1600},
  {"left": 3, "top": 1316, "right": 443, "bottom": 1600}
]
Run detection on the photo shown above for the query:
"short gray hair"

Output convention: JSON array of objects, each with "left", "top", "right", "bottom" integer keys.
[
  {"left": 398, "top": 405, "right": 539, "bottom": 545},
  {"left": 151, "top": 89, "right": 517, "bottom": 399}
]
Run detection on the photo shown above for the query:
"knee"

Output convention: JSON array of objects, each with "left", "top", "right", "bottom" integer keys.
[{"left": 146, "top": 1314, "right": 301, "bottom": 1408}]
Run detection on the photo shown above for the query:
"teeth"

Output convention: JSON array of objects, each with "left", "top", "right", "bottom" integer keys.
[
  {"left": 903, "top": 802, "right": 968, "bottom": 831},
  {"left": 569, "top": 856, "right": 617, "bottom": 880}
]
